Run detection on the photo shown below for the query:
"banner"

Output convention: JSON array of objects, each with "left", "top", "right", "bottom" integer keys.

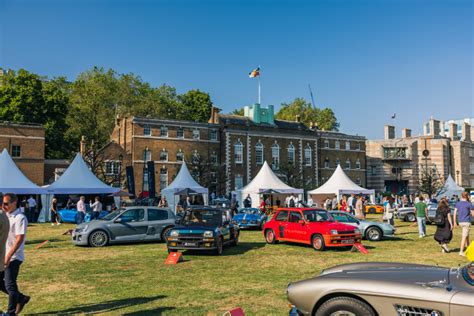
[
  {"left": 147, "top": 161, "right": 156, "bottom": 200},
  {"left": 125, "top": 166, "right": 136, "bottom": 198}
]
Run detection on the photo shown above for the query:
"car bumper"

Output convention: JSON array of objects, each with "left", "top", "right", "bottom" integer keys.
[
  {"left": 237, "top": 222, "right": 261, "bottom": 228},
  {"left": 324, "top": 234, "right": 362, "bottom": 247},
  {"left": 166, "top": 237, "right": 217, "bottom": 250},
  {"left": 71, "top": 231, "right": 90, "bottom": 246}
]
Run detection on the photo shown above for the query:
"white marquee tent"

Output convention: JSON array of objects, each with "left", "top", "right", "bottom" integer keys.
[
  {"left": 237, "top": 161, "right": 303, "bottom": 208},
  {"left": 161, "top": 161, "right": 209, "bottom": 213},
  {"left": 308, "top": 165, "right": 375, "bottom": 206},
  {"left": 0, "top": 148, "right": 45, "bottom": 194},
  {"left": 437, "top": 174, "right": 464, "bottom": 199},
  {"left": 39, "top": 153, "right": 120, "bottom": 222}
]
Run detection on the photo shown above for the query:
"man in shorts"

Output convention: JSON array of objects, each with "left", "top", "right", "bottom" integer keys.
[{"left": 454, "top": 191, "right": 473, "bottom": 256}]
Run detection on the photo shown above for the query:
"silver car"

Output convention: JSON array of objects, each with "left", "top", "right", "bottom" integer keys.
[
  {"left": 330, "top": 211, "right": 395, "bottom": 241},
  {"left": 72, "top": 207, "right": 176, "bottom": 247}
]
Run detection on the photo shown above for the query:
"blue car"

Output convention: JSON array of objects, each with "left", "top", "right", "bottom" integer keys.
[
  {"left": 232, "top": 208, "right": 267, "bottom": 230},
  {"left": 58, "top": 208, "right": 109, "bottom": 223}
]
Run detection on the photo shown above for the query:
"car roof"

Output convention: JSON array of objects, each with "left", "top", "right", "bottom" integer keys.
[{"left": 277, "top": 208, "right": 327, "bottom": 212}]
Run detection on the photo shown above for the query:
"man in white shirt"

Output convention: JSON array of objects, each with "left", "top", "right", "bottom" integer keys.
[
  {"left": 89, "top": 196, "right": 102, "bottom": 220},
  {"left": 26, "top": 196, "right": 36, "bottom": 223},
  {"left": 76, "top": 196, "right": 86, "bottom": 224},
  {"left": 1, "top": 193, "right": 30, "bottom": 315}
]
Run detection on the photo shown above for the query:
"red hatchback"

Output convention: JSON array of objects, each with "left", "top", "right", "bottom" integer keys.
[{"left": 263, "top": 208, "right": 362, "bottom": 251}]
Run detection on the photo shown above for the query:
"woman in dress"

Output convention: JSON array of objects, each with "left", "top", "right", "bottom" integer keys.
[
  {"left": 434, "top": 198, "right": 453, "bottom": 253},
  {"left": 340, "top": 196, "right": 347, "bottom": 212}
]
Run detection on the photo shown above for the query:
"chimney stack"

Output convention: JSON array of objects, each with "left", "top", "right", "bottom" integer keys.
[
  {"left": 448, "top": 123, "right": 458, "bottom": 140},
  {"left": 80, "top": 136, "right": 86, "bottom": 156},
  {"left": 429, "top": 118, "right": 440, "bottom": 136},
  {"left": 384, "top": 125, "right": 395, "bottom": 140},
  {"left": 401, "top": 128, "right": 411, "bottom": 138},
  {"left": 461, "top": 122, "right": 471, "bottom": 142},
  {"left": 208, "top": 106, "right": 220, "bottom": 124}
]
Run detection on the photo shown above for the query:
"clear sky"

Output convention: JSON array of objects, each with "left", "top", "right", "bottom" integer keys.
[{"left": 1, "top": 0, "right": 472, "bottom": 139}]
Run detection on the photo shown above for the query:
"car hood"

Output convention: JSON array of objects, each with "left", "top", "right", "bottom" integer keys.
[
  {"left": 306, "top": 222, "right": 356, "bottom": 232},
  {"left": 233, "top": 213, "right": 260, "bottom": 221},
  {"left": 173, "top": 225, "right": 217, "bottom": 233}
]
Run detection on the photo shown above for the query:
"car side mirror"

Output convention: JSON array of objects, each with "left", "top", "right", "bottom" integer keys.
[
  {"left": 114, "top": 218, "right": 122, "bottom": 223},
  {"left": 298, "top": 219, "right": 305, "bottom": 225}
]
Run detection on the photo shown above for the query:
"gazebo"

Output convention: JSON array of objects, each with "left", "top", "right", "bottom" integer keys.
[
  {"left": 436, "top": 174, "right": 464, "bottom": 199},
  {"left": 0, "top": 149, "right": 45, "bottom": 194}
]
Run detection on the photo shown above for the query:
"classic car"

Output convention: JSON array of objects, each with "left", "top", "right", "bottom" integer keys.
[
  {"left": 72, "top": 207, "right": 176, "bottom": 247},
  {"left": 232, "top": 207, "right": 267, "bottom": 229},
  {"left": 263, "top": 208, "right": 362, "bottom": 251},
  {"left": 330, "top": 211, "right": 395, "bottom": 241},
  {"left": 364, "top": 204, "right": 384, "bottom": 214},
  {"left": 58, "top": 207, "right": 109, "bottom": 223},
  {"left": 166, "top": 207, "right": 239, "bottom": 255},
  {"left": 288, "top": 262, "right": 474, "bottom": 316},
  {"left": 395, "top": 206, "right": 416, "bottom": 222}
]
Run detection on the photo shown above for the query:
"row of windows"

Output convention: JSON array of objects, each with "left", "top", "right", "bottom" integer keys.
[
  {"left": 143, "top": 125, "right": 218, "bottom": 141},
  {"left": 323, "top": 139, "right": 362, "bottom": 151},
  {"left": 143, "top": 148, "right": 218, "bottom": 164},
  {"left": 233, "top": 140, "right": 312, "bottom": 168},
  {"left": 323, "top": 158, "right": 362, "bottom": 169}
]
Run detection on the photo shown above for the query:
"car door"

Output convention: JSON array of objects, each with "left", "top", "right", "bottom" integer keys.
[
  {"left": 145, "top": 208, "right": 170, "bottom": 240},
  {"left": 286, "top": 211, "right": 308, "bottom": 241},
  {"left": 107, "top": 208, "right": 148, "bottom": 242},
  {"left": 275, "top": 210, "right": 289, "bottom": 239},
  {"left": 221, "top": 210, "right": 232, "bottom": 243}
]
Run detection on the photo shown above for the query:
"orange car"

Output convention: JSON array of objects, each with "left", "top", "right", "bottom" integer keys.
[{"left": 365, "top": 204, "right": 384, "bottom": 214}]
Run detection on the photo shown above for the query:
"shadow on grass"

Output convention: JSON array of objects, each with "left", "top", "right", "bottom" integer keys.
[
  {"left": 122, "top": 307, "right": 176, "bottom": 315},
  {"left": 26, "top": 238, "right": 62, "bottom": 245},
  {"left": 182, "top": 241, "right": 266, "bottom": 256},
  {"left": 31, "top": 295, "right": 166, "bottom": 315}
]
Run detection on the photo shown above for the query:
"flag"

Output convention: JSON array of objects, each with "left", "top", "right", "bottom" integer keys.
[
  {"left": 249, "top": 67, "right": 260, "bottom": 78},
  {"left": 391, "top": 113, "right": 396, "bottom": 119}
]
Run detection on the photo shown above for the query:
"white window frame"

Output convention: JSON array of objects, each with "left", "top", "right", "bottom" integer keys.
[
  {"left": 159, "top": 149, "right": 168, "bottom": 162},
  {"left": 143, "top": 125, "right": 151, "bottom": 136},
  {"left": 11, "top": 145, "right": 21, "bottom": 158},
  {"left": 235, "top": 174, "right": 243, "bottom": 190},
  {"left": 345, "top": 159, "right": 351, "bottom": 169},
  {"left": 345, "top": 141, "right": 350, "bottom": 150},
  {"left": 193, "top": 129, "right": 200, "bottom": 140},
  {"left": 356, "top": 142, "right": 361, "bottom": 151},
  {"left": 324, "top": 158, "right": 330, "bottom": 169},
  {"left": 271, "top": 143, "right": 280, "bottom": 170},
  {"left": 144, "top": 149, "right": 151, "bottom": 162},
  {"left": 210, "top": 151, "right": 218, "bottom": 165},
  {"left": 176, "top": 150, "right": 184, "bottom": 162},
  {"left": 304, "top": 145, "right": 312, "bottom": 166},
  {"left": 255, "top": 141, "right": 264, "bottom": 165},
  {"left": 210, "top": 129, "right": 218, "bottom": 141},
  {"left": 160, "top": 168, "right": 168, "bottom": 189},
  {"left": 177, "top": 127, "right": 184, "bottom": 138},
  {"left": 324, "top": 139, "right": 329, "bottom": 149},
  {"left": 160, "top": 126, "right": 168, "bottom": 137},
  {"left": 234, "top": 140, "right": 243, "bottom": 164},
  {"left": 287, "top": 143, "right": 295, "bottom": 164},
  {"left": 355, "top": 159, "right": 361, "bottom": 169},
  {"left": 105, "top": 160, "right": 119, "bottom": 175},
  {"left": 335, "top": 141, "right": 340, "bottom": 150}
]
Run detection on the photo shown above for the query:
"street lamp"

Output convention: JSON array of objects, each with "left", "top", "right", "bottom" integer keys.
[{"left": 118, "top": 153, "right": 123, "bottom": 189}]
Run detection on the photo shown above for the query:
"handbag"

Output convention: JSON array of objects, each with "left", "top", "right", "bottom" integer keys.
[{"left": 433, "top": 209, "right": 446, "bottom": 226}]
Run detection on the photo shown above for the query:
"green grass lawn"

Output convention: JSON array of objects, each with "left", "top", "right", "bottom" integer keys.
[{"left": 7, "top": 216, "right": 471, "bottom": 315}]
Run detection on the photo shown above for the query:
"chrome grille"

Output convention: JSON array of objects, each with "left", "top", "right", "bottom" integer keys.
[{"left": 394, "top": 304, "right": 443, "bottom": 316}]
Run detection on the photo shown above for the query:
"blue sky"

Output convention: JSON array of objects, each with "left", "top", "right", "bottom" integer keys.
[{"left": 1, "top": 0, "right": 472, "bottom": 139}]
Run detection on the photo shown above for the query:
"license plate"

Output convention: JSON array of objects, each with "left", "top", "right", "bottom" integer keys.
[
  {"left": 184, "top": 242, "right": 197, "bottom": 247},
  {"left": 341, "top": 239, "right": 354, "bottom": 244},
  {"left": 242, "top": 220, "right": 247, "bottom": 224}
]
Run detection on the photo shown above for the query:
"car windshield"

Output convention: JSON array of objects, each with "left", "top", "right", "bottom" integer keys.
[
  {"left": 101, "top": 209, "right": 123, "bottom": 221},
  {"left": 181, "top": 209, "right": 223, "bottom": 226},
  {"left": 239, "top": 208, "right": 259, "bottom": 215},
  {"left": 303, "top": 210, "right": 334, "bottom": 222},
  {"left": 462, "top": 263, "right": 474, "bottom": 286}
]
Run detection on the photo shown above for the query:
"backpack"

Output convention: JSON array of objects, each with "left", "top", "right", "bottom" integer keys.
[
  {"left": 289, "top": 198, "right": 295, "bottom": 207},
  {"left": 433, "top": 209, "right": 445, "bottom": 226}
]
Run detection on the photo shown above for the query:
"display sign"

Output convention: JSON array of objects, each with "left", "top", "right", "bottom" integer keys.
[
  {"left": 147, "top": 161, "right": 156, "bottom": 200},
  {"left": 126, "top": 166, "right": 136, "bottom": 198},
  {"left": 165, "top": 252, "right": 184, "bottom": 265},
  {"left": 351, "top": 243, "right": 369, "bottom": 254}
]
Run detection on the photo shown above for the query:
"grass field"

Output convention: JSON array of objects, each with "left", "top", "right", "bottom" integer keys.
[{"left": 7, "top": 216, "right": 471, "bottom": 315}]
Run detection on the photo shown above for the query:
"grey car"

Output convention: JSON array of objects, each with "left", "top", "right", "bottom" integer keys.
[
  {"left": 72, "top": 207, "right": 176, "bottom": 247},
  {"left": 288, "top": 262, "right": 474, "bottom": 316},
  {"left": 330, "top": 211, "right": 395, "bottom": 241}
]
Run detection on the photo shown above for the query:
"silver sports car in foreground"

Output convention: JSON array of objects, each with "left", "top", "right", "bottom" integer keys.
[{"left": 288, "top": 262, "right": 473, "bottom": 316}]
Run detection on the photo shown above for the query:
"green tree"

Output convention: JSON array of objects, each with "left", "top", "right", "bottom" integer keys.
[
  {"left": 230, "top": 107, "right": 245, "bottom": 116},
  {"left": 0, "top": 69, "right": 72, "bottom": 158},
  {"left": 177, "top": 89, "right": 213, "bottom": 122}
]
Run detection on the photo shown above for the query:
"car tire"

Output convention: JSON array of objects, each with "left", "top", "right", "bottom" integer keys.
[
  {"left": 365, "top": 227, "right": 382, "bottom": 241},
  {"left": 161, "top": 226, "right": 174, "bottom": 242},
  {"left": 406, "top": 213, "right": 416, "bottom": 222},
  {"left": 265, "top": 229, "right": 278, "bottom": 244},
  {"left": 311, "top": 234, "right": 326, "bottom": 251},
  {"left": 315, "top": 296, "right": 376, "bottom": 316},
  {"left": 214, "top": 237, "right": 223, "bottom": 255},
  {"left": 88, "top": 230, "right": 109, "bottom": 247}
]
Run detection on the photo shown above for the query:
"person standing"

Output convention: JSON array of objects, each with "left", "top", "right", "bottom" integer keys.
[
  {"left": 158, "top": 196, "right": 168, "bottom": 208},
  {"left": 434, "top": 198, "right": 453, "bottom": 253},
  {"left": 26, "top": 196, "right": 36, "bottom": 223},
  {"left": 76, "top": 196, "right": 86, "bottom": 224},
  {"left": 90, "top": 196, "right": 102, "bottom": 220},
  {"left": 307, "top": 196, "right": 314, "bottom": 207},
  {"left": 415, "top": 196, "right": 429, "bottom": 238},
  {"left": 340, "top": 196, "right": 347, "bottom": 212},
  {"left": 454, "top": 192, "right": 473, "bottom": 256},
  {"left": 383, "top": 197, "right": 395, "bottom": 225},
  {"left": 50, "top": 198, "right": 60, "bottom": 226},
  {"left": 1, "top": 193, "right": 30, "bottom": 315},
  {"left": 331, "top": 196, "right": 338, "bottom": 211},
  {"left": 355, "top": 196, "right": 365, "bottom": 219},
  {"left": 243, "top": 195, "right": 252, "bottom": 208},
  {"left": 347, "top": 194, "right": 355, "bottom": 215}
]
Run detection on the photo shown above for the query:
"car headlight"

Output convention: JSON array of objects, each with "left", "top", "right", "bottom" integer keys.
[
  {"left": 77, "top": 225, "right": 88, "bottom": 233},
  {"left": 170, "top": 230, "right": 179, "bottom": 237},
  {"left": 203, "top": 231, "right": 213, "bottom": 237},
  {"left": 330, "top": 229, "right": 338, "bottom": 235},
  {"left": 354, "top": 229, "right": 360, "bottom": 234}
]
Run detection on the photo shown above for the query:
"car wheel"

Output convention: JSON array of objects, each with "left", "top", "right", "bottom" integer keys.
[
  {"left": 311, "top": 234, "right": 326, "bottom": 251},
  {"left": 406, "top": 213, "right": 416, "bottom": 222},
  {"left": 315, "top": 296, "right": 376, "bottom": 316},
  {"left": 161, "top": 226, "right": 173, "bottom": 242},
  {"left": 88, "top": 230, "right": 109, "bottom": 247},
  {"left": 366, "top": 227, "right": 382, "bottom": 241},
  {"left": 214, "top": 237, "right": 223, "bottom": 255},
  {"left": 265, "top": 229, "right": 278, "bottom": 244}
]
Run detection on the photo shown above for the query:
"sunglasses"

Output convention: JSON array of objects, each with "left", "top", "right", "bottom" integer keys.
[{"left": 2, "top": 202, "right": 11, "bottom": 206}]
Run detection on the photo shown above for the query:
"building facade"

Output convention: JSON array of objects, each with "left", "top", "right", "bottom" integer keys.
[
  {"left": 0, "top": 121, "right": 45, "bottom": 185},
  {"left": 108, "top": 104, "right": 367, "bottom": 197}
]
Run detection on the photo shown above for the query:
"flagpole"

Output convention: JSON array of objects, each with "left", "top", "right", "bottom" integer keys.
[{"left": 258, "top": 77, "right": 261, "bottom": 104}]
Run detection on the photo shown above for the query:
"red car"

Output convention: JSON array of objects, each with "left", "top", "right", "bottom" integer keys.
[{"left": 263, "top": 208, "right": 362, "bottom": 251}]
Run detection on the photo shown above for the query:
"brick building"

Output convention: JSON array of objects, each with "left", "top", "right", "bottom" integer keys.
[
  {"left": 108, "top": 104, "right": 367, "bottom": 197},
  {"left": 0, "top": 121, "right": 45, "bottom": 185}
]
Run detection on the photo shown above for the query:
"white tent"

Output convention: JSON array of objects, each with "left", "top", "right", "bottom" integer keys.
[
  {"left": 161, "top": 161, "right": 209, "bottom": 213},
  {"left": 437, "top": 174, "right": 464, "bottom": 199},
  {"left": 39, "top": 153, "right": 119, "bottom": 222},
  {"left": 0, "top": 148, "right": 45, "bottom": 194},
  {"left": 237, "top": 161, "right": 303, "bottom": 208},
  {"left": 308, "top": 165, "right": 375, "bottom": 206}
]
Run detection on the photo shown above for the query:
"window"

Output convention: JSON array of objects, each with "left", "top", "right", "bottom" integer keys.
[
  {"left": 324, "top": 158, "right": 330, "bottom": 169},
  {"left": 289, "top": 211, "right": 302, "bottom": 223},
  {"left": 356, "top": 143, "right": 361, "bottom": 151},
  {"left": 383, "top": 147, "right": 407, "bottom": 159},
  {"left": 345, "top": 141, "right": 350, "bottom": 150},
  {"left": 356, "top": 177, "right": 361, "bottom": 185},
  {"left": 355, "top": 159, "right": 361, "bottom": 169},
  {"left": 335, "top": 141, "right": 340, "bottom": 150},
  {"left": 120, "top": 209, "right": 145, "bottom": 222},
  {"left": 235, "top": 175, "right": 243, "bottom": 190},
  {"left": 176, "top": 150, "right": 184, "bottom": 162},
  {"left": 470, "top": 162, "right": 474, "bottom": 175},
  {"left": 193, "top": 129, "right": 200, "bottom": 140},
  {"left": 255, "top": 141, "right": 264, "bottom": 165},
  {"left": 271, "top": 143, "right": 280, "bottom": 170},
  {"left": 143, "top": 170, "right": 149, "bottom": 191},
  {"left": 159, "top": 149, "right": 168, "bottom": 162},
  {"left": 192, "top": 150, "right": 200, "bottom": 164},
  {"left": 210, "top": 129, "right": 218, "bottom": 141},
  {"left": 105, "top": 161, "right": 119, "bottom": 175},
  {"left": 304, "top": 145, "right": 312, "bottom": 166},
  {"left": 160, "top": 126, "right": 168, "bottom": 137},
  {"left": 148, "top": 209, "right": 168, "bottom": 221},
  {"left": 371, "top": 166, "right": 377, "bottom": 175},
  {"left": 177, "top": 127, "right": 184, "bottom": 138},
  {"left": 275, "top": 211, "right": 288, "bottom": 222},
  {"left": 324, "top": 139, "right": 329, "bottom": 148},
  {"left": 210, "top": 151, "right": 218, "bottom": 165},
  {"left": 210, "top": 172, "right": 217, "bottom": 183},
  {"left": 345, "top": 159, "right": 351, "bottom": 169},
  {"left": 160, "top": 168, "right": 168, "bottom": 189},
  {"left": 11, "top": 145, "right": 21, "bottom": 158},
  {"left": 287, "top": 143, "right": 295, "bottom": 164},
  {"left": 335, "top": 158, "right": 340, "bottom": 166},
  {"left": 332, "top": 213, "right": 349, "bottom": 222},
  {"left": 234, "top": 139, "right": 243, "bottom": 164},
  {"left": 143, "top": 125, "right": 151, "bottom": 136},
  {"left": 143, "top": 148, "right": 151, "bottom": 162}
]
